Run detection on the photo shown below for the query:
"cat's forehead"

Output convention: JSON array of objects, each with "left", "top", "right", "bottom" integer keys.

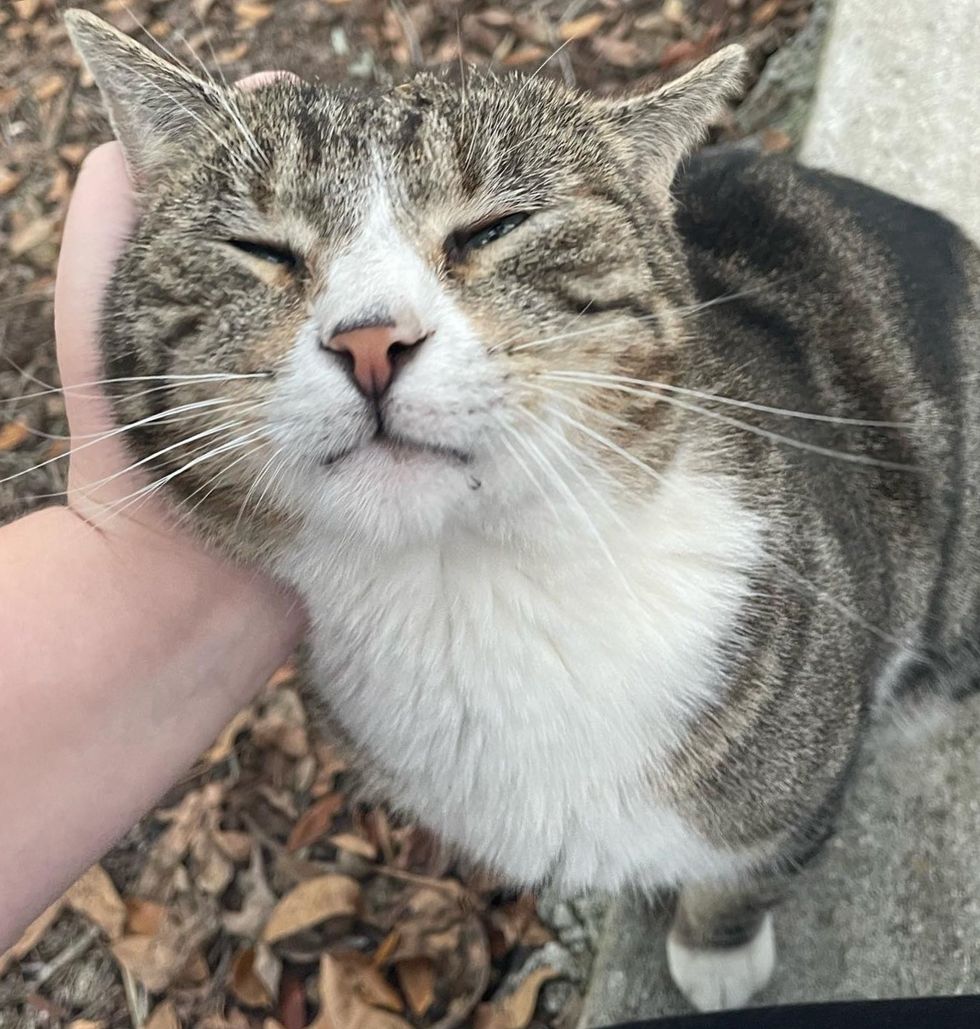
[{"left": 253, "top": 72, "right": 602, "bottom": 215}]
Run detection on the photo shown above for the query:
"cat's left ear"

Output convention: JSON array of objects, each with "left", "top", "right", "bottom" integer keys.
[
  {"left": 65, "top": 9, "right": 224, "bottom": 185},
  {"left": 596, "top": 45, "right": 747, "bottom": 196}
]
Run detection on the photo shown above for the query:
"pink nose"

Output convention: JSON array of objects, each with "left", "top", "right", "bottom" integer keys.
[{"left": 324, "top": 324, "right": 427, "bottom": 398}]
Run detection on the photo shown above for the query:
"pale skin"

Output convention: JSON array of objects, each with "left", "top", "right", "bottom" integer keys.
[{"left": 0, "top": 75, "right": 304, "bottom": 950}]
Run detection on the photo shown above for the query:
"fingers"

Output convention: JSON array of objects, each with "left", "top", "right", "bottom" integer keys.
[{"left": 54, "top": 141, "right": 135, "bottom": 389}]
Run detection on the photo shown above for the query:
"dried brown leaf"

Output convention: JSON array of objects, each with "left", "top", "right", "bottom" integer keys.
[
  {"left": 59, "top": 143, "right": 88, "bottom": 165},
  {"left": 125, "top": 899, "right": 167, "bottom": 937},
  {"left": 224, "top": 847, "right": 277, "bottom": 939},
  {"left": 0, "top": 901, "right": 62, "bottom": 975},
  {"left": 144, "top": 1001, "right": 180, "bottom": 1029},
  {"left": 236, "top": 1, "right": 273, "bottom": 28},
  {"left": 558, "top": 12, "right": 604, "bottom": 41},
  {"left": 752, "top": 0, "right": 783, "bottom": 26},
  {"left": 287, "top": 792, "right": 345, "bottom": 852},
  {"left": 68, "top": 1021, "right": 106, "bottom": 1029},
  {"left": 502, "top": 45, "right": 547, "bottom": 67},
  {"left": 65, "top": 864, "right": 126, "bottom": 940},
  {"left": 9, "top": 217, "right": 56, "bottom": 257},
  {"left": 204, "top": 707, "right": 253, "bottom": 764},
  {"left": 0, "top": 167, "right": 22, "bottom": 196},
  {"left": 262, "top": 874, "right": 360, "bottom": 942},
  {"left": 308, "top": 954, "right": 410, "bottom": 1029},
  {"left": 34, "top": 75, "right": 63, "bottom": 102},
  {"left": 0, "top": 420, "right": 30, "bottom": 451},
  {"left": 231, "top": 944, "right": 281, "bottom": 1009},
  {"left": 111, "top": 907, "right": 215, "bottom": 992},
  {"left": 13, "top": 0, "right": 41, "bottom": 20},
  {"left": 473, "top": 966, "right": 558, "bottom": 1029},
  {"left": 329, "top": 833, "right": 378, "bottom": 861},
  {"left": 395, "top": 958, "right": 435, "bottom": 1017}
]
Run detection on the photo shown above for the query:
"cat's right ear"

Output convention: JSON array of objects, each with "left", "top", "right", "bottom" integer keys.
[{"left": 65, "top": 9, "right": 222, "bottom": 184}]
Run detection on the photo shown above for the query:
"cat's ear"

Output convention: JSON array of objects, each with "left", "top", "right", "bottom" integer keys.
[
  {"left": 65, "top": 9, "right": 222, "bottom": 183},
  {"left": 596, "top": 45, "right": 747, "bottom": 196}
]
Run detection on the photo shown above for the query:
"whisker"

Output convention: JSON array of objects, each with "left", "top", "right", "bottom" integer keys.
[
  {"left": 544, "top": 372, "right": 919, "bottom": 472},
  {"left": 543, "top": 370, "right": 910, "bottom": 428}
]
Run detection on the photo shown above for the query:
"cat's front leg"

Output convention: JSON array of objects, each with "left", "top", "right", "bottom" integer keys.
[{"left": 666, "top": 877, "right": 784, "bottom": 1012}]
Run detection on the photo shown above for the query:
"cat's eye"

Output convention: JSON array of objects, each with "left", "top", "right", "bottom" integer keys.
[
  {"left": 446, "top": 212, "right": 531, "bottom": 262},
  {"left": 226, "top": 238, "right": 301, "bottom": 271}
]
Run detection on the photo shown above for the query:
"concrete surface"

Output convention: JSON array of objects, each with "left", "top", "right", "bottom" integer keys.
[
  {"left": 801, "top": 0, "right": 980, "bottom": 244},
  {"left": 580, "top": 2, "right": 980, "bottom": 1022},
  {"left": 579, "top": 701, "right": 980, "bottom": 1025}
]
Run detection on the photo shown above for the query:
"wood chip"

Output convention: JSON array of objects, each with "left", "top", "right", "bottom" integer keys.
[
  {"left": 262, "top": 874, "right": 360, "bottom": 942},
  {"left": 0, "top": 420, "right": 30, "bottom": 451}
]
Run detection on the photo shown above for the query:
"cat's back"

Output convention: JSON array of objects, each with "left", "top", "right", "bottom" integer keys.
[{"left": 673, "top": 147, "right": 980, "bottom": 667}]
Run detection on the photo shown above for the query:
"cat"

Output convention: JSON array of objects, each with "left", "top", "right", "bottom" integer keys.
[{"left": 66, "top": 9, "right": 980, "bottom": 1013}]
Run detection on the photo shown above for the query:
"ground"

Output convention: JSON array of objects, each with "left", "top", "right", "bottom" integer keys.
[{"left": 0, "top": 2, "right": 812, "bottom": 1027}]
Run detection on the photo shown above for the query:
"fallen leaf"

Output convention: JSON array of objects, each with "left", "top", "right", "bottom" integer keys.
[
  {"left": 46, "top": 165, "right": 72, "bottom": 204},
  {"left": 214, "top": 829, "right": 253, "bottom": 864},
  {"left": 287, "top": 792, "right": 345, "bottom": 852},
  {"left": 204, "top": 708, "right": 253, "bottom": 764},
  {"left": 65, "top": 864, "right": 126, "bottom": 939},
  {"left": 34, "top": 75, "right": 63, "bottom": 102},
  {"left": 58, "top": 143, "right": 88, "bottom": 165},
  {"left": 125, "top": 899, "right": 168, "bottom": 937},
  {"left": 0, "top": 420, "right": 30, "bottom": 451},
  {"left": 502, "top": 45, "right": 547, "bottom": 66},
  {"left": 262, "top": 874, "right": 359, "bottom": 942},
  {"left": 215, "top": 42, "right": 251, "bottom": 65},
  {"left": 307, "top": 954, "right": 410, "bottom": 1029},
  {"left": 144, "top": 1001, "right": 179, "bottom": 1029},
  {"left": 13, "top": 0, "right": 41, "bottom": 19},
  {"left": 329, "top": 833, "right": 378, "bottom": 861},
  {"left": 231, "top": 944, "right": 281, "bottom": 1008},
  {"left": 0, "top": 901, "right": 63, "bottom": 975},
  {"left": 235, "top": 1, "right": 273, "bottom": 27},
  {"left": 68, "top": 1021, "right": 106, "bottom": 1029},
  {"left": 592, "top": 35, "right": 645, "bottom": 68},
  {"left": 752, "top": 0, "right": 783, "bottom": 26},
  {"left": 224, "top": 846, "right": 277, "bottom": 939},
  {"left": 558, "top": 12, "right": 604, "bottom": 41},
  {"left": 112, "top": 907, "right": 216, "bottom": 993},
  {"left": 0, "top": 167, "right": 22, "bottom": 196},
  {"left": 473, "top": 966, "right": 558, "bottom": 1029},
  {"left": 396, "top": 958, "right": 435, "bottom": 1017},
  {"left": 193, "top": 0, "right": 217, "bottom": 18},
  {"left": 9, "top": 217, "right": 56, "bottom": 257}
]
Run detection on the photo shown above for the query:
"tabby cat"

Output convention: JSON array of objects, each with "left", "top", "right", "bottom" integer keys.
[{"left": 66, "top": 9, "right": 980, "bottom": 1011}]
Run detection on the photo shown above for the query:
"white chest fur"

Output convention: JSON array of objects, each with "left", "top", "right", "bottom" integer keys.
[{"left": 279, "top": 464, "right": 765, "bottom": 894}]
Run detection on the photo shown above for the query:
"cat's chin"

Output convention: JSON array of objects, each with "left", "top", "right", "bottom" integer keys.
[{"left": 320, "top": 433, "right": 471, "bottom": 471}]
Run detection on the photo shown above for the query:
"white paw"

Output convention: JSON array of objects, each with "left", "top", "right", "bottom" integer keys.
[{"left": 666, "top": 912, "right": 775, "bottom": 1012}]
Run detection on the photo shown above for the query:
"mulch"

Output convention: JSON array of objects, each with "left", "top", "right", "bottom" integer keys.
[{"left": 0, "top": 2, "right": 812, "bottom": 1027}]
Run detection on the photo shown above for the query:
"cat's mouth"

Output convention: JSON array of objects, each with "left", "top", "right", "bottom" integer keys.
[{"left": 319, "top": 430, "right": 472, "bottom": 469}]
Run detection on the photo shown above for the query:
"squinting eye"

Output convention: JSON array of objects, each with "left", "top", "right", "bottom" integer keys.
[
  {"left": 226, "top": 238, "right": 300, "bottom": 271},
  {"left": 446, "top": 212, "right": 530, "bottom": 261}
]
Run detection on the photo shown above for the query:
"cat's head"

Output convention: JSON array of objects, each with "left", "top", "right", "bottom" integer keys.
[{"left": 66, "top": 10, "right": 744, "bottom": 559}]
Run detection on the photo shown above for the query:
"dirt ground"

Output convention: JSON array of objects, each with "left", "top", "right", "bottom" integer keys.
[{"left": 0, "top": 2, "right": 812, "bottom": 1027}]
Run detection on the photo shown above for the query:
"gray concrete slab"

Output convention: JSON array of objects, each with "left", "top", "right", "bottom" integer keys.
[
  {"left": 800, "top": 0, "right": 980, "bottom": 244},
  {"left": 579, "top": 699, "right": 980, "bottom": 1026}
]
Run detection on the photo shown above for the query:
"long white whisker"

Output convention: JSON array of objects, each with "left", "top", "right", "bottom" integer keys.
[
  {"left": 543, "top": 370, "right": 910, "bottom": 428},
  {"left": 545, "top": 373, "right": 919, "bottom": 471}
]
